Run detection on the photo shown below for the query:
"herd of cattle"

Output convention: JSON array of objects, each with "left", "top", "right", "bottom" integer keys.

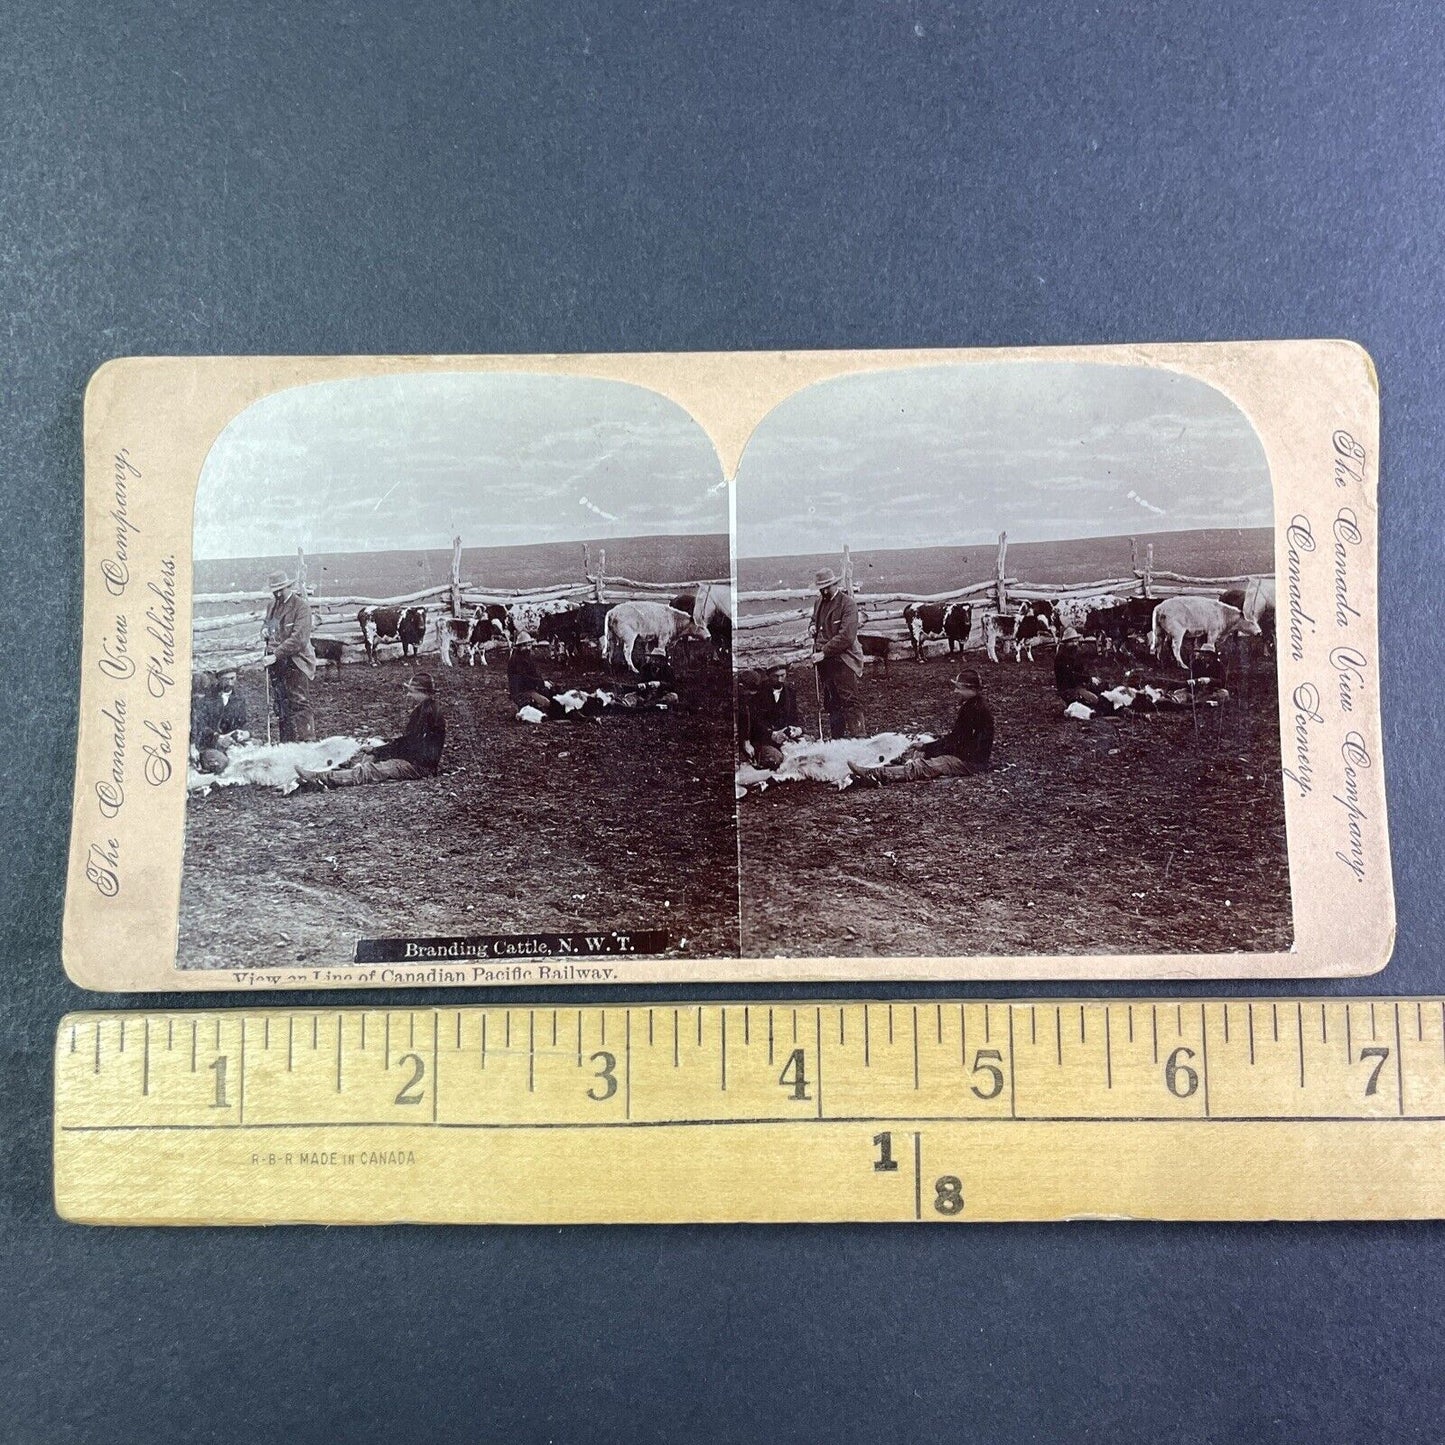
[
  {"left": 893, "top": 581, "right": 1275, "bottom": 668},
  {"left": 348, "top": 591, "right": 732, "bottom": 672},
  {"left": 333, "top": 579, "right": 1272, "bottom": 676}
]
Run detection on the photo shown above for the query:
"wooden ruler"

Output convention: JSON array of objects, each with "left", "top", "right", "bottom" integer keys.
[{"left": 53, "top": 999, "right": 1445, "bottom": 1225}]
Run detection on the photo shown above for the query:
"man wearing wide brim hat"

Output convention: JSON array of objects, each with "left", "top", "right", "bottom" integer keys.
[
  {"left": 849, "top": 670, "right": 994, "bottom": 786},
  {"left": 261, "top": 569, "right": 317, "bottom": 742},
  {"left": 506, "top": 631, "right": 556, "bottom": 714},
  {"left": 298, "top": 672, "right": 445, "bottom": 789},
  {"left": 809, "top": 566, "right": 865, "bottom": 739}
]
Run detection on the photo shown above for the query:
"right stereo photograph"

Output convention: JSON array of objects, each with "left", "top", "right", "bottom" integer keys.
[{"left": 733, "top": 361, "right": 1291, "bottom": 961}]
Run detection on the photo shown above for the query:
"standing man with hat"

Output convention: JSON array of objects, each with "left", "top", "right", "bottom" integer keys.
[
  {"left": 297, "top": 672, "right": 445, "bottom": 789},
  {"left": 849, "top": 670, "right": 994, "bottom": 785},
  {"left": 810, "top": 567, "right": 865, "bottom": 739},
  {"left": 261, "top": 569, "right": 317, "bottom": 742}
]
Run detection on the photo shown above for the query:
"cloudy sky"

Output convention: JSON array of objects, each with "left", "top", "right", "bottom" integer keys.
[
  {"left": 735, "top": 363, "right": 1272, "bottom": 558},
  {"left": 194, "top": 373, "right": 727, "bottom": 559}
]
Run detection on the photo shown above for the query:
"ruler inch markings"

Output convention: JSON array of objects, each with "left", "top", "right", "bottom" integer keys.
[
  {"left": 1395, "top": 1002, "right": 1405, "bottom": 1117},
  {"left": 55, "top": 998, "right": 1445, "bottom": 1227}
]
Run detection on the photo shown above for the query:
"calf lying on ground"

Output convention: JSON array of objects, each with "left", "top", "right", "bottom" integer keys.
[
  {"left": 186, "top": 736, "right": 376, "bottom": 794},
  {"left": 735, "top": 732, "right": 926, "bottom": 794}
]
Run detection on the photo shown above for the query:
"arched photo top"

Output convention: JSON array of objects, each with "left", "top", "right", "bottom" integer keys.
[
  {"left": 734, "top": 362, "right": 1271, "bottom": 565},
  {"left": 194, "top": 370, "right": 729, "bottom": 578}
]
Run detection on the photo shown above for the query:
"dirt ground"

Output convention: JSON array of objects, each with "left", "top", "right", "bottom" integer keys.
[
  {"left": 739, "top": 644, "right": 1293, "bottom": 959},
  {"left": 179, "top": 655, "right": 740, "bottom": 968}
]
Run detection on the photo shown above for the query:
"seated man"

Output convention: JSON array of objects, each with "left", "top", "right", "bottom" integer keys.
[
  {"left": 191, "top": 666, "right": 250, "bottom": 773},
  {"left": 1054, "top": 628, "right": 1103, "bottom": 710},
  {"left": 639, "top": 646, "right": 678, "bottom": 691},
  {"left": 1188, "top": 641, "right": 1230, "bottom": 698},
  {"left": 616, "top": 646, "right": 681, "bottom": 709},
  {"left": 507, "top": 632, "right": 555, "bottom": 713},
  {"left": 297, "top": 672, "right": 444, "bottom": 789},
  {"left": 850, "top": 670, "right": 994, "bottom": 786},
  {"left": 744, "top": 662, "right": 801, "bottom": 770}
]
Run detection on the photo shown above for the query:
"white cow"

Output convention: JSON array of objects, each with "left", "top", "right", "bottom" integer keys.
[
  {"left": 604, "top": 602, "right": 708, "bottom": 672},
  {"left": 1150, "top": 596, "right": 1262, "bottom": 667}
]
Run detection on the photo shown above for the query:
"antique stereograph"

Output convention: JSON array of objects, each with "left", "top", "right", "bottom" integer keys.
[{"left": 64, "top": 344, "right": 1392, "bottom": 990}]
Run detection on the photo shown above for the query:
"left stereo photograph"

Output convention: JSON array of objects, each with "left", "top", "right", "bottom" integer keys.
[{"left": 72, "top": 362, "right": 741, "bottom": 986}]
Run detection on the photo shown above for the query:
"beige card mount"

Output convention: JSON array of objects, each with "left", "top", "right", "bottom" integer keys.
[{"left": 65, "top": 343, "right": 1391, "bottom": 990}]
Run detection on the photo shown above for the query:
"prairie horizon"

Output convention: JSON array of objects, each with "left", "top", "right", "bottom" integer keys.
[{"left": 195, "top": 532, "right": 731, "bottom": 601}]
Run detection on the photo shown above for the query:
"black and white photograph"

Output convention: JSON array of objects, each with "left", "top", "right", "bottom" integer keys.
[
  {"left": 182, "top": 371, "right": 737, "bottom": 968},
  {"left": 734, "top": 362, "right": 1290, "bottom": 959}
]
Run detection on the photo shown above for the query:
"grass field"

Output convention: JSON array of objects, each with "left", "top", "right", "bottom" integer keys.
[
  {"left": 739, "top": 639, "right": 1291, "bottom": 960},
  {"left": 179, "top": 651, "right": 740, "bottom": 968}
]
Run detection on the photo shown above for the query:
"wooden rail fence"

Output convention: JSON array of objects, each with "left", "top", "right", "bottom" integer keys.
[
  {"left": 734, "top": 535, "right": 1274, "bottom": 666},
  {"left": 191, "top": 539, "right": 731, "bottom": 668}
]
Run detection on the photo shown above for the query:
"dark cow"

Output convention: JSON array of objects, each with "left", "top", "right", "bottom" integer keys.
[
  {"left": 536, "top": 607, "right": 585, "bottom": 662},
  {"left": 312, "top": 637, "right": 345, "bottom": 674},
  {"left": 535, "top": 602, "right": 612, "bottom": 662},
  {"left": 357, "top": 605, "right": 429, "bottom": 665},
  {"left": 902, "top": 602, "right": 973, "bottom": 662},
  {"left": 859, "top": 633, "right": 893, "bottom": 675},
  {"left": 671, "top": 591, "right": 732, "bottom": 659},
  {"left": 1222, "top": 587, "right": 1276, "bottom": 654},
  {"left": 1084, "top": 597, "right": 1159, "bottom": 656}
]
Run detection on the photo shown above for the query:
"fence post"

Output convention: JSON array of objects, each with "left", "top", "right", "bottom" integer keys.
[
  {"left": 595, "top": 549, "right": 606, "bottom": 603},
  {"left": 450, "top": 536, "right": 463, "bottom": 616},
  {"left": 1144, "top": 543, "right": 1154, "bottom": 597},
  {"left": 994, "top": 532, "right": 1009, "bottom": 612},
  {"left": 296, "top": 547, "right": 308, "bottom": 597}
]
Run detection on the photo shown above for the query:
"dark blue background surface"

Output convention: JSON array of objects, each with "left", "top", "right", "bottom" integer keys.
[{"left": 3, "top": 2, "right": 1443, "bottom": 1439}]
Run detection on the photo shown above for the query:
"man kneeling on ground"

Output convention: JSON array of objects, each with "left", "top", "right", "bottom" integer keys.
[
  {"left": 296, "top": 672, "right": 445, "bottom": 789},
  {"left": 849, "top": 670, "right": 994, "bottom": 786},
  {"left": 1054, "top": 628, "right": 1104, "bottom": 710},
  {"left": 508, "top": 632, "right": 556, "bottom": 713},
  {"left": 191, "top": 665, "right": 251, "bottom": 774},
  {"left": 744, "top": 661, "right": 802, "bottom": 769}
]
